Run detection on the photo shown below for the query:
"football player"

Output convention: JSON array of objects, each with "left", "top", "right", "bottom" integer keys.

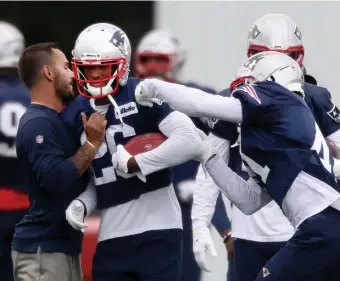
[
  {"left": 0, "top": 22, "right": 30, "bottom": 281},
  {"left": 62, "top": 23, "right": 205, "bottom": 281},
  {"left": 134, "top": 29, "right": 234, "bottom": 281},
  {"left": 135, "top": 51, "right": 340, "bottom": 281},
  {"left": 213, "top": 14, "right": 340, "bottom": 281},
  {"left": 189, "top": 13, "right": 340, "bottom": 281}
]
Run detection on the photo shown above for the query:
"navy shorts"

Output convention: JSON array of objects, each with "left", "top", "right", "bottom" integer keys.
[
  {"left": 255, "top": 207, "right": 340, "bottom": 281},
  {"left": 233, "top": 238, "right": 286, "bottom": 281},
  {"left": 93, "top": 229, "right": 182, "bottom": 281}
]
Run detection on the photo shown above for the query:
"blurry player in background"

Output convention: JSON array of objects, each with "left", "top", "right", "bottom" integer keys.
[
  {"left": 135, "top": 51, "right": 340, "bottom": 281},
  {"left": 191, "top": 14, "right": 340, "bottom": 281},
  {"left": 0, "top": 22, "right": 29, "bottom": 281},
  {"left": 134, "top": 29, "right": 234, "bottom": 281},
  {"left": 63, "top": 23, "right": 204, "bottom": 281}
]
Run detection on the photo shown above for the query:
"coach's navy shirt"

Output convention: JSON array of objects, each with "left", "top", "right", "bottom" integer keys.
[{"left": 12, "top": 104, "right": 88, "bottom": 255}]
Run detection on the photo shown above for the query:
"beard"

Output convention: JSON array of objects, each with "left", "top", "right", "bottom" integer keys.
[{"left": 54, "top": 74, "right": 76, "bottom": 105}]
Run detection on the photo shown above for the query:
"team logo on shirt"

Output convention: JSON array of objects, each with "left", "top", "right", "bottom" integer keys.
[
  {"left": 36, "top": 135, "right": 44, "bottom": 144},
  {"left": 327, "top": 104, "right": 340, "bottom": 123},
  {"left": 239, "top": 85, "right": 262, "bottom": 104}
]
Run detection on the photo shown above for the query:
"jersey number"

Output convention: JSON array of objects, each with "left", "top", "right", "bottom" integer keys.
[
  {"left": 81, "top": 124, "right": 136, "bottom": 186},
  {"left": 241, "top": 123, "right": 334, "bottom": 184},
  {"left": 0, "top": 102, "right": 26, "bottom": 158}
]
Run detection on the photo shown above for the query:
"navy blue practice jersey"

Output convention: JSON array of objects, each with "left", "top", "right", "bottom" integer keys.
[
  {"left": 231, "top": 81, "right": 339, "bottom": 207},
  {"left": 61, "top": 77, "right": 175, "bottom": 210}
]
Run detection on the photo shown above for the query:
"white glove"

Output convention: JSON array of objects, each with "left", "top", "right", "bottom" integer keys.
[
  {"left": 65, "top": 199, "right": 88, "bottom": 232},
  {"left": 112, "top": 145, "right": 147, "bottom": 182},
  {"left": 111, "top": 145, "right": 131, "bottom": 174},
  {"left": 193, "top": 226, "right": 217, "bottom": 272},
  {"left": 177, "top": 179, "right": 195, "bottom": 202},
  {"left": 135, "top": 82, "right": 162, "bottom": 107}
]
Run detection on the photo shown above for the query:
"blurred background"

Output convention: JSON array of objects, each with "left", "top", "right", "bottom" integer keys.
[
  {"left": 2, "top": 1, "right": 340, "bottom": 280},
  {"left": 3, "top": 1, "right": 340, "bottom": 103}
]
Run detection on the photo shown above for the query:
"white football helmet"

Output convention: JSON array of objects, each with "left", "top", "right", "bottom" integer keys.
[
  {"left": 247, "top": 14, "right": 304, "bottom": 65},
  {"left": 0, "top": 21, "right": 25, "bottom": 68},
  {"left": 134, "top": 29, "right": 185, "bottom": 82},
  {"left": 72, "top": 23, "right": 131, "bottom": 99},
  {"left": 231, "top": 51, "right": 305, "bottom": 97}
]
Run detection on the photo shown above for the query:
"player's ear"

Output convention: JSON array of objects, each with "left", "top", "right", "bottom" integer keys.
[{"left": 42, "top": 65, "right": 55, "bottom": 82}]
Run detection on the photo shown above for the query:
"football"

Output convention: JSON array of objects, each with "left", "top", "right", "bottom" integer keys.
[{"left": 124, "top": 132, "right": 167, "bottom": 155}]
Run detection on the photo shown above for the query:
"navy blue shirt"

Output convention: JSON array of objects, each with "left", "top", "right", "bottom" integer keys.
[
  {"left": 0, "top": 76, "right": 30, "bottom": 192},
  {"left": 13, "top": 104, "right": 88, "bottom": 255}
]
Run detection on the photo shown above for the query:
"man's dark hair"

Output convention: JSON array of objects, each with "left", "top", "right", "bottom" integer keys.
[{"left": 18, "top": 42, "right": 60, "bottom": 89}]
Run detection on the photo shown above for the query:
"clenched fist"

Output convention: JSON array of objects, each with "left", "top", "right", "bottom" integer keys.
[{"left": 82, "top": 112, "right": 107, "bottom": 149}]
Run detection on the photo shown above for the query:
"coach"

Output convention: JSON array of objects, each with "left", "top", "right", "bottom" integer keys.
[{"left": 11, "top": 42, "right": 106, "bottom": 281}]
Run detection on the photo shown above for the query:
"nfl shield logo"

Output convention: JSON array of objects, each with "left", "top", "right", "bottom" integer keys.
[{"left": 36, "top": 135, "right": 44, "bottom": 144}]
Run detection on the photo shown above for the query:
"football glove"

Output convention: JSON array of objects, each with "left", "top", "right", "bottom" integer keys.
[
  {"left": 135, "top": 82, "right": 162, "bottom": 107},
  {"left": 111, "top": 145, "right": 146, "bottom": 182},
  {"left": 193, "top": 226, "right": 217, "bottom": 272},
  {"left": 65, "top": 199, "right": 88, "bottom": 232}
]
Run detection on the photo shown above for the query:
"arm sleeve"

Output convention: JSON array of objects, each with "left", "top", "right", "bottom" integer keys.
[
  {"left": 211, "top": 189, "right": 231, "bottom": 234},
  {"left": 77, "top": 176, "right": 97, "bottom": 216},
  {"left": 18, "top": 118, "right": 79, "bottom": 197},
  {"left": 192, "top": 133, "right": 231, "bottom": 230},
  {"left": 142, "top": 78, "right": 243, "bottom": 123},
  {"left": 134, "top": 111, "right": 203, "bottom": 176},
  {"left": 205, "top": 154, "right": 272, "bottom": 215}
]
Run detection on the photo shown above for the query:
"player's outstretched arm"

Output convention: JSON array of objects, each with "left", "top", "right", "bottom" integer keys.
[
  {"left": 205, "top": 153, "right": 272, "bottom": 215},
  {"left": 136, "top": 78, "right": 243, "bottom": 123},
  {"left": 134, "top": 111, "right": 204, "bottom": 176}
]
